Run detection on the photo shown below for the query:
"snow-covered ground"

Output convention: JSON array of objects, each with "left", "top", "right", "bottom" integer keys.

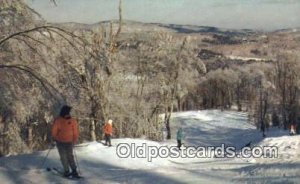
[{"left": 1, "top": 110, "right": 299, "bottom": 184}]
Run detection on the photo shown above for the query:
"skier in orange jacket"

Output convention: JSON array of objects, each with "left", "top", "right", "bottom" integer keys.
[
  {"left": 103, "top": 119, "right": 113, "bottom": 146},
  {"left": 51, "top": 105, "right": 79, "bottom": 178}
]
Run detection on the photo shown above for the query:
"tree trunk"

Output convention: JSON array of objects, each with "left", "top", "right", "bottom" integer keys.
[
  {"left": 90, "top": 120, "right": 96, "bottom": 141},
  {"left": 166, "top": 119, "right": 171, "bottom": 139},
  {"left": 178, "top": 97, "right": 182, "bottom": 112},
  {"left": 28, "top": 126, "right": 33, "bottom": 150},
  {"left": 259, "top": 84, "right": 266, "bottom": 137},
  {"left": 237, "top": 85, "right": 242, "bottom": 111},
  {"left": 165, "top": 109, "right": 172, "bottom": 139}
]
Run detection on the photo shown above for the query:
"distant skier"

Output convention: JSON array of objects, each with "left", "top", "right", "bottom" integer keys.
[
  {"left": 51, "top": 105, "right": 80, "bottom": 178},
  {"left": 290, "top": 123, "right": 296, "bottom": 135},
  {"left": 103, "top": 119, "right": 113, "bottom": 146},
  {"left": 176, "top": 127, "right": 183, "bottom": 150}
]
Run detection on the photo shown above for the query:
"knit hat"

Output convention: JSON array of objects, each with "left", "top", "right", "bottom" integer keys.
[
  {"left": 59, "top": 105, "right": 72, "bottom": 117},
  {"left": 108, "top": 119, "right": 113, "bottom": 125}
]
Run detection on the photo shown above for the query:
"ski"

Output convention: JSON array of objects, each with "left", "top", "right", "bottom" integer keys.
[
  {"left": 47, "top": 167, "right": 84, "bottom": 180},
  {"left": 97, "top": 140, "right": 113, "bottom": 147}
]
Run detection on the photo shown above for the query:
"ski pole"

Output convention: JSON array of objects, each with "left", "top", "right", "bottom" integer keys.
[
  {"left": 73, "top": 145, "right": 81, "bottom": 175},
  {"left": 39, "top": 144, "right": 54, "bottom": 169}
]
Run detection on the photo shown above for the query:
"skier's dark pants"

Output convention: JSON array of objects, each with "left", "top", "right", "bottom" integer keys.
[
  {"left": 177, "top": 140, "right": 182, "bottom": 150},
  {"left": 56, "top": 142, "right": 77, "bottom": 173},
  {"left": 104, "top": 134, "right": 112, "bottom": 146}
]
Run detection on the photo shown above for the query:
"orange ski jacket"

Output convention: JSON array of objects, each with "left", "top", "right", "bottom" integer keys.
[
  {"left": 51, "top": 117, "right": 79, "bottom": 143},
  {"left": 103, "top": 123, "right": 112, "bottom": 135}
]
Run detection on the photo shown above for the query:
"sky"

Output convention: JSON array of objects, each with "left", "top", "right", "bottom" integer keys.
[{"left": 26, "top": 0, "right": 300, "bottom": 31}]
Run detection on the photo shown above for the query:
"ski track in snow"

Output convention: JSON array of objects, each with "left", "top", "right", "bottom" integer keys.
[{"left": 1, "top": 110, "right": 300, "bottom": 184}]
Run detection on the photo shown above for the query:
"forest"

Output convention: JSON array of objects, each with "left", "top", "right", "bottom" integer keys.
[{"left": 1, "top": 0, "right": 300, "bottom": 156}]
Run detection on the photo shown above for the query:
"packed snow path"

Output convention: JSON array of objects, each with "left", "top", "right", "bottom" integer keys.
[{"left": 0, "top": 110, "right": 299, "bottom": 184}]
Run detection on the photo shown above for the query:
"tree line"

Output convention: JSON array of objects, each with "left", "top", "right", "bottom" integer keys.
[{"left": 0, "top": 0, "right": 299, "bottom": 156}]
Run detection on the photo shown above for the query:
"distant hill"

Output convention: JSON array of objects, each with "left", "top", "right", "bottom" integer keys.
[{"left": 51, "top": 20, "right": 261, "bottom": 35}]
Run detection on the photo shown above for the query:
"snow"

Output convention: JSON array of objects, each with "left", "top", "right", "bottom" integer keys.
[
  {"left": 1, "top": 110, "right": 300, "bottom": 183},
  {"left": 226, "top": 55, "right": 267, "bottom": 61}
]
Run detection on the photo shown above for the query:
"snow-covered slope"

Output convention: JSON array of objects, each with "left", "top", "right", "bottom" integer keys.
[
  {"left": 169, "top": 110, "right": 258, "bottom": 147},
  {"left": 0, "top": 110, "right": 299, "bottom": 184}
]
